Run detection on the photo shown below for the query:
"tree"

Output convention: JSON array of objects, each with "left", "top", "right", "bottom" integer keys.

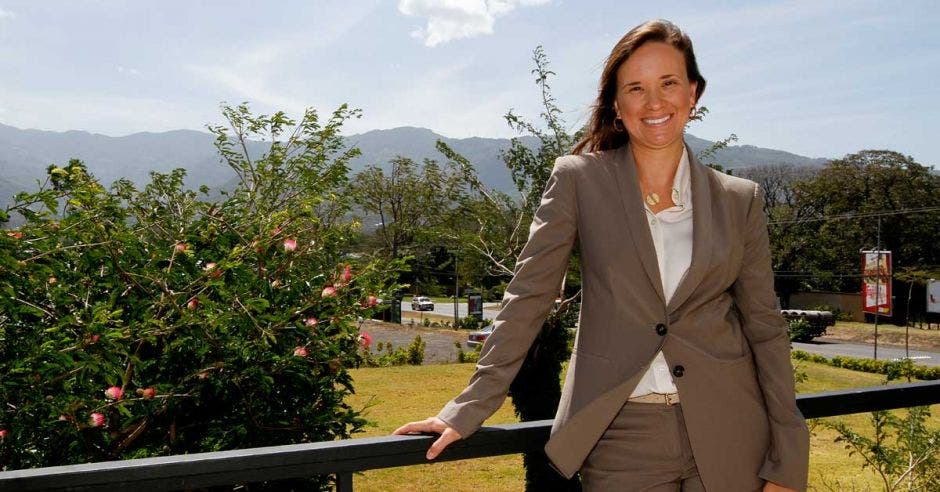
[
  {"left": 348, "top": 156, "right": 468, "bottom": 296},
  {"left": 348, "top": 156, "right": 464, "bottom": 260},
  {"left": 0, "top": 103, "right": 400, "bottom": 490},
  {"left": 762, "top": 150, "right": 940, "bottom": 317}
]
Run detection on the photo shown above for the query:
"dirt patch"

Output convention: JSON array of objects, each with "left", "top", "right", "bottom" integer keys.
[
  {"left": 818, "top": 322, "right": 940, "bottom": 351},
  {"left": 359, "top": 320, "right": 469, "bottom": 364}
]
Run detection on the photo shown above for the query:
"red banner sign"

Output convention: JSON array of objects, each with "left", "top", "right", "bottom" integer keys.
[{"left": 861, "top": 250, "right": 892, "bottom": 315}]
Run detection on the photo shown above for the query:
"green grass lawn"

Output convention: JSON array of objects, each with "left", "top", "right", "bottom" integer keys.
[{"left": 345, "top": 361, "right": 939, "bottom": 491}]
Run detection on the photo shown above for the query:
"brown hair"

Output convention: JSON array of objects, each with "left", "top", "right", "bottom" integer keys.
[{"left": 572, "top": 19, "right": 706, "bottom": 154}]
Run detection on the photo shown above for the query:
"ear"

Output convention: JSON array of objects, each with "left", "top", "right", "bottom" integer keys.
[
  {"left": 613, "top": 100, "right": 620, "bottom": 119},
  {"left": 688, "top": 81, "right": 698, "bottom": 108}
]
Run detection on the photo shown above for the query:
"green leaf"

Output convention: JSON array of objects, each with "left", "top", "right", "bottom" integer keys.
[{"left": 244, "top": 297, "right": 270, "bottom": 313}]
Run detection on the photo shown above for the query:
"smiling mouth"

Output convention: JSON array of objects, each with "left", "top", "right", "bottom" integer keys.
[{"left": 642, "top": 114, "right": 672, "bottom": 126}]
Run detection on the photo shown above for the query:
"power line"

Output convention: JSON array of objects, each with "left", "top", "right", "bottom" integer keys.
[{"left": 768, "top": 206, "right": 940, "bottom": 225}]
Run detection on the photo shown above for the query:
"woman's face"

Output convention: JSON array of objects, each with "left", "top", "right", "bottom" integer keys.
[{"left": 613, "top": 41, "right": 698, "bottom": 153}]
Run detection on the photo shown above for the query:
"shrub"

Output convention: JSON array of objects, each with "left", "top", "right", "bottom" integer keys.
[
  {"left": 826, "top": 406, "right": 940, "bottom": 490},
  {"left": 788, "top": 318, "right": 815, "bottom": 342},
  {"left": 0, "top": 104, "right": 402, "bottom": 488},
  {"left": 791, "top": 351, "right": 940, "bottom": 380},
  {"left": 361, "top": 335, "right": 425, "bottom": 367},
  {"left": 454, "top": 341, "right": 480, "bottom": 364},
  {"left": 457, "top": 315, "right": 484, "bottom": 330},
  {"left": 406, "top": 335, "right": 425, "bottom": 365}
]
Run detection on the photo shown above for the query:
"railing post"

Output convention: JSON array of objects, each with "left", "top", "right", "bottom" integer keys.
[{"left": 336, "top": 471, "right": 353, "bottom": 492}]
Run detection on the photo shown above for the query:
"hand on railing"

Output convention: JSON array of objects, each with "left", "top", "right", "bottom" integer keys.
[{"left": 393, "top": 417, "right": 463, "bottom": 460}]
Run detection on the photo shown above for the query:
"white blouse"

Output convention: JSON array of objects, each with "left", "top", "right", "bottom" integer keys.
[{"left": 629, "top": 147, "right": 694, "bottom": 397}]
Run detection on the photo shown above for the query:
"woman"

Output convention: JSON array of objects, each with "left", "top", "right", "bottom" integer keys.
[{"left": 395, "top": 19, "right": 809, "bottom": 491}]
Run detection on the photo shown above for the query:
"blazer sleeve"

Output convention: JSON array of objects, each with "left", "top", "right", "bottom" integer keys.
[
  {"left": 436, "top": 156, "right": 579, "bottom": 439},
  {"left": 733, "top": 184, "right": 810, "bottom": 491}
]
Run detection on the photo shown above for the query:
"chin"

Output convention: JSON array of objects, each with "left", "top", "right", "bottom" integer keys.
[{"left": 635, "top": 133, "right": 684, "bottom": 150}]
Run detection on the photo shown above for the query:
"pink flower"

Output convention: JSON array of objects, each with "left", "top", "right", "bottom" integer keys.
[
  {"left": 270, "top": 227, "right": 283, "bottom": 237},
  {"left": 305, "top": 317, "right": 319, "bottom": 327},
  {"left": 367, "top": 295, "right": 379, "bottom": 307},
  {"left": 186, "top": 298, "right": 199, "bottom": 310},
  {"left": 204, "top": 262, "right": 222, "bottom": 278},
  {"left": 139, "top": 387, "right": 156, "bottom": 399},
  {"left": 89, "top": 412, "right": 105, "bottom": 427},
  {"left": 6, "top": 231, "right": 23, "bottom": 239},
  {"left": 358, "top": 332, "right": 372, "bottom": 350},
  {"left": 321, "top": 286, "right": 337, "bottom": 298},
  {"left": 91, "top": 334, "right": 101, "bottom": 343},
  {"left": 283, "top": 238, "right": 297, "bottom": 252},
  {"left": 174, "top": 242, "right": 188, "bottom": 253},
  {"left": 342, "top": 264, "right": 352, "bottom": 283},
  {"left": 293, "top": 346, "right": 309, "bottom": 357},
  {"left": 0, "top": 429, "right": 8, "bottom": 439},
  {"left": 104, "top": 386, "right": 123, "bottom": 400}
]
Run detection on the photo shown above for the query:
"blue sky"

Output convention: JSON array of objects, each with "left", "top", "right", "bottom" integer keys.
[{"left": 0, "top": 0, "right": 937, "bottom": 165}]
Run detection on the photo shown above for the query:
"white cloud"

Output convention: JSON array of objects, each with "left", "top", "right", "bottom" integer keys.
[
  {"left": 398, "top": 0, "right": 549, "bottom": 47},
  {"left": 117, "top": 66, "right": 141, "bottom": 76},
  {"left": 0, "top": 8, "right": 15, "bottom": 20}
]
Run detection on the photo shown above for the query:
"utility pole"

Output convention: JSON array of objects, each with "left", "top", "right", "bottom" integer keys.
[
  {"left": 873, "top": 216, "right": 881, "bottom": 360},
  {"left": 453, "top": 248, "right": 459, "bottom": 327}
]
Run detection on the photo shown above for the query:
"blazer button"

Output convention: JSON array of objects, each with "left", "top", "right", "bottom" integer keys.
[
  {"left": 655, "top": 323, "right": 667, "bottom": 336},
  {"left": 672, "top": 365, "right": 685, "bottom": 378}
]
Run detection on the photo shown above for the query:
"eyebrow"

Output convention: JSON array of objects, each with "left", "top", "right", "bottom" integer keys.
[{"left": 621, "top": 74, "right": 680, "bottom": 88}]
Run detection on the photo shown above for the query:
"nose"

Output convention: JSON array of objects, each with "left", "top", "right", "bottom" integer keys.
[{"left": 645, "top": 88, "right": 664, "bottom": 110}]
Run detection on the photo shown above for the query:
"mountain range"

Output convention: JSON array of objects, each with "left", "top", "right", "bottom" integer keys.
[{"left": 0, "top": 122, "right": 829, "bottom": 217}]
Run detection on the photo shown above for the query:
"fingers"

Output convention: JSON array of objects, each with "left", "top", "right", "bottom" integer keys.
[
  {"left": 392, "top": 417, "right": 444, "bottom": 435},
  {"left": 426, "top": 427, "right": 461, "bottom": 460},
  {"left": 392, "top": 417, "right": 463, "bottom": 460}
]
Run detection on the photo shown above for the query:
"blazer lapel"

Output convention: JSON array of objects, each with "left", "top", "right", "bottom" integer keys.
[
  {"left": 667, "top": 144, "right": 713, "bottom": 313},
  {"left": 609, "top": 144, "right": 666, "bottom": 305}
]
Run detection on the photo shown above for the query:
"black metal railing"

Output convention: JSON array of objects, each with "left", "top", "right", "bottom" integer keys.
[{"left": 1, "top": 380, "right": 938, "bottom": 492}]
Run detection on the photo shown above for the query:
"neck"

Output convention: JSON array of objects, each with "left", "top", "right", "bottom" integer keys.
[{"left": 631, "top": 140, "right": 685, "bottom": 187}]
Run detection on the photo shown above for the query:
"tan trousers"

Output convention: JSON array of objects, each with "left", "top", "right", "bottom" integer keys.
[{"left": 580, "top": 402, "right": 706, "bottom": 491}]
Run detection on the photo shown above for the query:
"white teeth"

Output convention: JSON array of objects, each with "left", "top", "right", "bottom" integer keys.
[{"left": 643, "top": 115, "right": 671, "bottom": 125}]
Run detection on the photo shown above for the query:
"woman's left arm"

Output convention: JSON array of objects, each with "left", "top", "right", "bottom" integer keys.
[{"left": 732, "top": 184, "right": 810, "bottom": 492}]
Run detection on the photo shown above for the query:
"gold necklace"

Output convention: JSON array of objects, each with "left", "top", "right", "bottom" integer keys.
[{"left": 645, "top": 191, "right": 661, "bottom": 207}]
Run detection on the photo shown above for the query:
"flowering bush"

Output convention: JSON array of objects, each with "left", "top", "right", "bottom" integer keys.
[{"left": 0, "top": 104, "right": 400, "bottom": 489}]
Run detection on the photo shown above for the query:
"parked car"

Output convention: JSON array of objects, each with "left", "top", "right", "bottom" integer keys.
[
  {"left": 466, "top": 324, "right": 495, "bottom": 348},
  {"left": 411, "top": 296, "right": 434, "bottom": 311}
]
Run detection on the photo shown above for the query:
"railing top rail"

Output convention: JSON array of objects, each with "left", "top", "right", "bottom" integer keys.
[{"left": 1, "top": 380, "right": 938, "bottom": 492}]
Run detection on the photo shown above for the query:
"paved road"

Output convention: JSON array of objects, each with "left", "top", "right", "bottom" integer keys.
[
  {"left": 401, "top": 300, "right": 500, "bottom": 321},
  {"left": 793, "top": 339, "right": 939, "bottom": 367}
]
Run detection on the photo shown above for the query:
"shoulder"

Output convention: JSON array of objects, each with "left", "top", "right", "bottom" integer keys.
[
  {"left": 703, "top": 165, "right": 760, "bottom": 203},
  {"left": 554, "top": 147, "right": 619, "bottom": 175}
]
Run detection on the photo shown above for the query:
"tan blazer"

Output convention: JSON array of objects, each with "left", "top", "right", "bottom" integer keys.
[{"left": 438, "top": 141, "right": 810, "bottom": 491}]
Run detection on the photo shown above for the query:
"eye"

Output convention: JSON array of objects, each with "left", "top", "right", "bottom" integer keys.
[
  {"left": 663, "top": 79, "right": 678, "bottom": 87},
  {"left": 627, "top": 86, "right": 642, "bottom": 93}
]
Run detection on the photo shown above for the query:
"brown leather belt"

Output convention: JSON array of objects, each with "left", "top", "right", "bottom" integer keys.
[{"left": 628, "top": 392, "right": 680, "bottom": 405}]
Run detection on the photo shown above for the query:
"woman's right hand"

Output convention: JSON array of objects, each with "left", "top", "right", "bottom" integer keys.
[{"left": 393, "top": 417, "right": 463, "bottom": 460}]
